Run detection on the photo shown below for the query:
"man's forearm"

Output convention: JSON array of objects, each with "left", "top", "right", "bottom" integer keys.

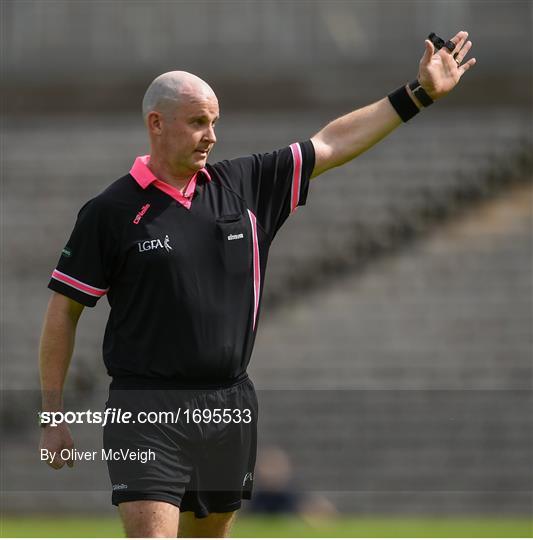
[
  {"left": 39, "top": 294, "right": 83, "bottom": 412},
  {"left": 311, "top": 93, "right": 411, "bottom": 177}
]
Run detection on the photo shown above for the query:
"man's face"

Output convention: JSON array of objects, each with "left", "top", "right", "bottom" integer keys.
[{"left": 154, "top": 93, "right": 219, "bottom": 175}]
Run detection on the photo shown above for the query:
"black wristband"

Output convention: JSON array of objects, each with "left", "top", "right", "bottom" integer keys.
[
  {"left": 408, "top": 79, "right": 434, "bottom": 107},
  {"left": 387, "top": 85, "right": 420, "bottom": 122}
]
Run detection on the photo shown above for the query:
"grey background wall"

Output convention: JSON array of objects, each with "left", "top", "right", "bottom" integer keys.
[
  {"left": 3, "top": 0, "right": 531, "bottom": 111},
  {"left": 2, "top": 0, "right": 532, "bottom": 517}
]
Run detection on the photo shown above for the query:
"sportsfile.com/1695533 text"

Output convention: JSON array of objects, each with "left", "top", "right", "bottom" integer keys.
[{"left": 38, "top": 408, "right": 253, "bottom": 427}]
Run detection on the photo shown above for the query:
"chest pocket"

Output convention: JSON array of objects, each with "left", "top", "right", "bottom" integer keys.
[{"left": 216, "top": 213, "right": 251, "bottom": 275}]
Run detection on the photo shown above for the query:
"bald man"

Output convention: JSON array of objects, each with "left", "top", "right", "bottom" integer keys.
[{"left": 40, "top": 32, "right": 475, "bottom": 537}]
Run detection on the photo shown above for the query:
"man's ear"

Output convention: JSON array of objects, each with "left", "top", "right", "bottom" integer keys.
[{"left": 147, "top": 111, "right": 163, "bottom": 135}]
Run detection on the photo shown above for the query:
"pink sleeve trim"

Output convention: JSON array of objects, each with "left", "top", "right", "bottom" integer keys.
[
  {"left": 51, "top": 269, "right": 108, "bottom": 297},
  {"left": 247, "top": 209, "right": 261, "bottom": 331},
  {"left": 289, "top": 143, "right": 303, "bottom": 213}
]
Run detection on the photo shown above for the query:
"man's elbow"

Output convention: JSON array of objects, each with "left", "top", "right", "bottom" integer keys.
[{"left": 310, "top": 136, "right": 339, "bottom": 178}]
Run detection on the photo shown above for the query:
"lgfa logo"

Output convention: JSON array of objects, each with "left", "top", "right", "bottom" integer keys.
[{"left": 138, "top": 235, "right": 173, "bottom": 253}]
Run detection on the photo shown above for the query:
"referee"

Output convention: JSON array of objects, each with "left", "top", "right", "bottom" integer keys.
[{"left": 39, "top": 31, "right": 475, "bottom": 537}]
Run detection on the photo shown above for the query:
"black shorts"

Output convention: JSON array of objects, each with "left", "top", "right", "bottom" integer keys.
[{"left": 103, "top": 375, "right": 258, "bottom": 518}]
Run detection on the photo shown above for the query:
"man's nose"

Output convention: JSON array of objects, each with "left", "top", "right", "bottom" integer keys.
[{"left": 204, "top": 126, "right": 216, "bottom": 144}]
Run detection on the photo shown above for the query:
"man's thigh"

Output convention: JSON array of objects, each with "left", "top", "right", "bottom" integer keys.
[
  {"left": 178, "top": 510, "right": 237, "bottom": 538},
  {"left": 119, "top": 500, "right": 180, "bottom": 538}
]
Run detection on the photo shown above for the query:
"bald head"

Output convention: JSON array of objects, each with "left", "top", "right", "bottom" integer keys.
[{"left": 142, "top": 71, "right": 217, "bottom": 122}]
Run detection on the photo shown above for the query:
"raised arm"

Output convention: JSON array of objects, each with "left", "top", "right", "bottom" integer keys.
[{"left": 310, "top": 30, "right": 476, "bottom": 178}]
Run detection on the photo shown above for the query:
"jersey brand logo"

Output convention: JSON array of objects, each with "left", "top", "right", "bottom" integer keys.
[
  {"left": 242, "top": 472, "right": 254, "bottom": 486},
  {"left": 133, "top": 203, "right": 151, "bottom": 224},
  {"left": 138, "top": 235, "right": 173, "bottom": 253},
  {"left": 228, "top": 233, "right": 244, "bottom": 241},
  {"left": 112, "top": 483, "right": 128, "bottom": 491}
]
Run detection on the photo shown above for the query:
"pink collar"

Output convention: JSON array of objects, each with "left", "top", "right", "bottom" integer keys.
[{"left": 130, "top": 155, "right": 211, "bottom": 210}]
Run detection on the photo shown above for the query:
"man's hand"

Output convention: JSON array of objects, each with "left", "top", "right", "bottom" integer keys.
[
  {"left": 418, "top": 30, "right": 476, "bottom": 101},
  {"left": 39, "top": 423, "right": 75, "bottom": 469}
]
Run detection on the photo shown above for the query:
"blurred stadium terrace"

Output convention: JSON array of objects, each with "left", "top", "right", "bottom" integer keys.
[{"left": 1, "top": 0, "right": 532, "bottom": 525}]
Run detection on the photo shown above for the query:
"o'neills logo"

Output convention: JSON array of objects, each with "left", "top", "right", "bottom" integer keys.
[
  {"left": 133, "top": 203, "right": 151, "bottom": 224},
  {"left": 138, "top": 234, "right": 173, "bottom": 253},
  {"left": 242, "top": 472, "right": 254, "bottom": 486}
]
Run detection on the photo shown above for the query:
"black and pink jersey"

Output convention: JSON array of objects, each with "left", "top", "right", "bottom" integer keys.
[{"left": 48, "top": 141, "right": 315, "bottom": 384}]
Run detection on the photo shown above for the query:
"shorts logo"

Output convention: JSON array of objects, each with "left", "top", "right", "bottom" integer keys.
[
  {"left": 133, "top": 203, "right": 151, "bottom": 224},
  {"left": 112, "top": 483, "right": 128, "bottom": 491},
  {"left": 138, "top": 235, "right": 173, "bottom": 253},
  {"left": 228, "top": 233, "right": 244, "bottom": 241},
  {"left": 242, "top": 472, "right": 254, "bottom": 486},
  {"left": 61, "top": 247, "right": 72, "bottom": 258}
]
